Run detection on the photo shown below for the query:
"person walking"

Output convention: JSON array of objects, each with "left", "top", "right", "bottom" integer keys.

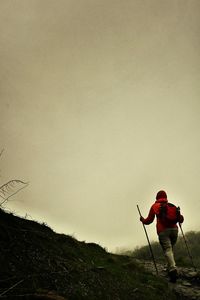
[{"left": 140, "top": 190, "right": 184, "bottom": 282}]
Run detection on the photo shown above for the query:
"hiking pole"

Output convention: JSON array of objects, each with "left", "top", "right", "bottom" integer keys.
[
  {"left": 137, "top": 205, "right": 158, "bottom": 275},
  {"left": 179, "top": 223, "right": 197, "bottom": 272}
]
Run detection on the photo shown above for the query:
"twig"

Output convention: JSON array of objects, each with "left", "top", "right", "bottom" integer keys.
[
  {"left": 0, "top": 180, "right": 29, "bottom": 206},
  {"left": 0, "top": 279, "right": 24, "bottom": 297}
]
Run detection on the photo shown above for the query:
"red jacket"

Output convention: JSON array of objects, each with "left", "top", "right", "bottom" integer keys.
[{"left": 142, "top": 198, "right": 184, "bottom": 234}]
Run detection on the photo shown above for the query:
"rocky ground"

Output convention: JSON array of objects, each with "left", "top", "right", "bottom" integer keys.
[{"left": 138, "top": 260, "right": 200, "bottom": 300}]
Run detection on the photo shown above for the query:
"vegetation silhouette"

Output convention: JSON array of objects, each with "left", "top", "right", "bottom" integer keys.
[
  {"left": 0, "top": 149, "right": 28, "bottom": 207},
  {"left": 129, "top": 231, "right": 200, "bottom": 269}
]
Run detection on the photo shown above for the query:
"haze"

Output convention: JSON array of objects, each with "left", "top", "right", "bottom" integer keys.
[{"left": 0, "top": 0, "right": 200, "bottom": 252}]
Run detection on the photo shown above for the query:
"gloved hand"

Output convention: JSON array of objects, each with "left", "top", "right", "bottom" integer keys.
[
  {"left": 140, "top": 216, "right": 144, "bottom": 222},
  {"left": 179, "top": 215, "right": 184, "bottom": 223}
]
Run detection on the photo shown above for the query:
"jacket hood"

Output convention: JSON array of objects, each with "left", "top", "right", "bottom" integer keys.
[
  {"left": 155, "top": 198, "right": 168, "bottom": 204},
  {"left": 156, "top": 190, "right": 167, "bottom": 200}
]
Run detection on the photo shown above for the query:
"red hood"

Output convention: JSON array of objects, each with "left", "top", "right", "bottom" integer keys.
[{"left": 155, "top": 198, "right": 168, "bottom": 204}]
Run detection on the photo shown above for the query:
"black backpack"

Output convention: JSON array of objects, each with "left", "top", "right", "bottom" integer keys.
[{"left": 159, "top": 202, "right": 180, "bottom": 224}]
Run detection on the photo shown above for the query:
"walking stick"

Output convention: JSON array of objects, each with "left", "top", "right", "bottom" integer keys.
[
  {"left": 137, "top": 205, "right": 158, "bottom": 275},
  {"left": 179, "top": 223, "right": 197, "bottom": 272}
]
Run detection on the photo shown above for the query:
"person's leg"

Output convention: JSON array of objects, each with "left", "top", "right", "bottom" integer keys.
[
  {"left": 170, "top": 228, "right": 178, "bottom": 249},
  {"left": 159, "top": 229, "right": 176, "bottom": 272},
  {"left": 168, "top": 228, "right": 178, "bottom": 282},
  {"left": 159, "top": 229, "right": 178, "bottom": 282}
]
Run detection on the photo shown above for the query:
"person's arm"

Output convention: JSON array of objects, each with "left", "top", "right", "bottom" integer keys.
[{"left": 140, "top": 206, "right": 155, "bottom": 225}]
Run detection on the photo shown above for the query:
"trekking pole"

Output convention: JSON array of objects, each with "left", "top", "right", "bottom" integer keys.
[
  {"left": 137, "top": 205, "right": 158, "bottom": 275},
  {"left": 179, "top": 223, "right": 197, "bottom": 272}
]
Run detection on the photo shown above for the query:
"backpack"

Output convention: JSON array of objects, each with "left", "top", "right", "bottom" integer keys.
[{"left": 159, "top": 202, "right": 180, "bottom": 224}]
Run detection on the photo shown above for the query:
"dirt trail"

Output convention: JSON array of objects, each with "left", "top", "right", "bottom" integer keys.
[{"left": 138, "top": 260, "right": 200, "bottom": 299}]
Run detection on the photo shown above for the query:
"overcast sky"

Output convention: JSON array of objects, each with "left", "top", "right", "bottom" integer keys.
[{"left": 0, "top": 0, "right": 200, "bottom": 252}]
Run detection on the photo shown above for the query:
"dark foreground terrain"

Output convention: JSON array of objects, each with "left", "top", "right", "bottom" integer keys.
[{"left": 0, "top": 208, "right": 190, "bottom": 299}]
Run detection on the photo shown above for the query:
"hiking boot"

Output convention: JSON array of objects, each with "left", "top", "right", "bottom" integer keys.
[{"left": 169, "top": 269, "right": 177, "bottom": 283}]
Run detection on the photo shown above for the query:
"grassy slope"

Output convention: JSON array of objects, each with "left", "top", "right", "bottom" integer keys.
[{"left": 0, "top": 208, "right": 177, "bottom": 299}]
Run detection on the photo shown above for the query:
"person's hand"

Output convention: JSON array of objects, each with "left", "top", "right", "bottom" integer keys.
[
  {"left": 179, "top": 215, "right": 184, "bottom": 223},
  {"left": 140, "top": 216, "right": 144, "bottom": 222}
]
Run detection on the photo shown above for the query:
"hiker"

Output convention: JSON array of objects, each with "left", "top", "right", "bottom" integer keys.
[{"left": 139, "top": 190, "right": 184, "bottom": 282}]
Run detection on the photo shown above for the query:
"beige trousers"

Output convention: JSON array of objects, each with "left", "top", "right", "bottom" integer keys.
[{"left": 158, "top": 228, "right": 178, "bottom": 272}]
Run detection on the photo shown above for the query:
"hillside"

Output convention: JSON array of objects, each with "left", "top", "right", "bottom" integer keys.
[{"left": 0, "top": 208, "right": 178, "bottom": 300}]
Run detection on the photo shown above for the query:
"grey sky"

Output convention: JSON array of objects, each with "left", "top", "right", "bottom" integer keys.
[{"left": 0, "top": 0, "right": 200, "bottom": 251}]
